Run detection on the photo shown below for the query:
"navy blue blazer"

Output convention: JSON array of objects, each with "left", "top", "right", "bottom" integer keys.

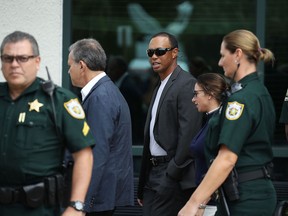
[{"left": 82, "top": 75, "right": 134, "bottom": 212}]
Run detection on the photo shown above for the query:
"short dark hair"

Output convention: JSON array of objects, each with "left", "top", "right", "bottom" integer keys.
[
  {"left": 150, "top": 32, "right": 178, "bottom": 48},
  {"left": 1, "top": 31, "right": 40, "bottom": 56}
]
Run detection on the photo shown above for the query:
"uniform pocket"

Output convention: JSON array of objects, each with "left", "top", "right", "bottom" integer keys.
[{"left": 15, "top": 113, "right": 48, "bottom": 149}]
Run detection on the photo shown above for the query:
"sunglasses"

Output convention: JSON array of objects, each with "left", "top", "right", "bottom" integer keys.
[
  {"left": 0, "top": 55, "right": 36, "bottom": 63},
  {"left": 146, "top": 47, "right": 175, "bottom": 57}
]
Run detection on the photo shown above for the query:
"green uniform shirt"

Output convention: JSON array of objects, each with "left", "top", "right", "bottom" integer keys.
[
  {"left": 206, "top": 73, "right": 275, "bottom": 170},
  {"left": 279, "top": 88, "right": 288, "bottom": 123},
  {"left": 205, "top": 73, "right": 276, "bottom": 215},
  {"left": 0, "top": 77, "right": 95, "bottom": 186}
]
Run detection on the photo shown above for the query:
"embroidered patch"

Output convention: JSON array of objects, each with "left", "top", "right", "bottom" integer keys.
[
  {"left": 225, "top": 101, "right": 244, "bottom": 120},
  {"left": 64, "top": 98, "right": 85, "bottom": 119},
  {"left": 82, "top": 121, "right": 90, "bottom": 136}
]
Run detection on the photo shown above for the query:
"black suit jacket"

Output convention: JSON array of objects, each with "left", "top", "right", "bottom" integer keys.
[{"left": 138, "top": 66, "right": 203, "bottom": 199}]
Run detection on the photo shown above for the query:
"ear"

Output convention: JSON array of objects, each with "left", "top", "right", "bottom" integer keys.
[
  {"left": 235, "top": 48, "right": 243, "bottom": 58},
  {"left": 79, "top": 60, "right": 85, "bottom": 70},
  {"left": 78, "top": 60, "right": 87, "bottom": 77},
  {"left": 172, "top": 48, "right": 178, "bottom": 59},
  {"left": 35, "top": 56, "right": 41, "bottom": 71}
]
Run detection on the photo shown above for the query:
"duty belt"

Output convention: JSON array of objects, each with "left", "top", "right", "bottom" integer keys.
[
  {"left": 0, "top": 174, "right": 64, "bottom": 208},
  {"left": 150, "top": 156, "right": 171, "bottom": 166},
  {"left": 238, "top": 165, "right": 272, "bottom": 183},
  {"left": 0, "top": 182, "right": 45, "bottom": 208}
]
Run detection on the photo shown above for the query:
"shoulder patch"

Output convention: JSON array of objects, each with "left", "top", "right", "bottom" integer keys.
[
  {"left": 64, "top": 98, "right": 85, "bottom": 119},
  {"left": 225, "top": 101, "right": 244, "bottom": 120}
]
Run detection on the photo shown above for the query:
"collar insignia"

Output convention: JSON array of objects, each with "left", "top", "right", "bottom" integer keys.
[
  {"left": 231, "top": 82, "right": 243, "bottom": 94},
  {"left": 64, "top": 98, "right": 85, "bottom": 119},
  {"left": 28, "top": 99, "right": 44, "bottom": 112},
  {"left": 225, "top": 101, "right": 244, "bottom": 120}
]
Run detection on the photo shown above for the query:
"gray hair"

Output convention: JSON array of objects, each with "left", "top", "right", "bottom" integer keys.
[{"left": 69, "top": 38, "right": 106, "bottom": 71}]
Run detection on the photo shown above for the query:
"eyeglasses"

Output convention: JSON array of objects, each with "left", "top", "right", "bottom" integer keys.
[
  {"left": 146, "top": 47, "right": 175, "bottom": 57},
  {"left": 0, "top": 55, "right": 36, "bottom": 63},
  {"left": 193, "top": 90, "right": 205, "bottom": 98}
]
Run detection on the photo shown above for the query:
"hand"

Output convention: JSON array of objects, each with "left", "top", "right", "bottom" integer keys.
[
  {"left": 137, "top": 198, "right": 143, "bottom": 206},
  {"left": 178, "top": 202, "right": 198, "bottom": 216},
  {"left": 62, "top": 206, "right": 86, "bottom": 216}
]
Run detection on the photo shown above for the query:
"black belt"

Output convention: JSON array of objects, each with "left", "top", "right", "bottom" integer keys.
[
  {"left": 150, "top": 156, "right": 170, "bottom": 166},
  {"left": 0, "top": 174, "right": 64, "bottom": 208},
  {"left": 238, "top": 165, "right": 271, "bottom": 183},
  {"left": 0, "top": 186, "right": 24, "bottom": 204},
  {"left": 0, "top": 182, "right": 45, "bottom": 207}
]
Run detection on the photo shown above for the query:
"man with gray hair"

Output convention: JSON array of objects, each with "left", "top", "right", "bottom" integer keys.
[{"left": 68, "top": 38, "right": 134, "bottom": 216}]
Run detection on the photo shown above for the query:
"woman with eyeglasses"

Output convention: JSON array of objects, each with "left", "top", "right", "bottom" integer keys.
[
  {"left": 178, "top": 29, "right": 276, "bottom": 216},
  {"left": 190, "top": 73, "right": 230, "bottom": 216}
]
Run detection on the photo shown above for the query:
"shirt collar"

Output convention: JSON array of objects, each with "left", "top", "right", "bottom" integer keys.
[
  {"left": 0, "top": 77, "right": 41, "bottom": 98},
  {"left": 206, "top": 106, "right": 220, "bottom": 115},
  {"left": 81, "top": 72, "right": 106, "bottom": 101},
  {"left": 161, "top": 73, "right": 172, "bottom": 84}
]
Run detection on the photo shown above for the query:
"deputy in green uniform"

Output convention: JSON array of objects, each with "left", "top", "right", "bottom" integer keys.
[
  {"left": 178, "top": 29, "right": 276, "bottom": 216},
  {"left": 0, "top": 31, "right": 95, "bottom": 216},
  {"left": 279, "top": 88, "right": 288, "bottom": 142}
]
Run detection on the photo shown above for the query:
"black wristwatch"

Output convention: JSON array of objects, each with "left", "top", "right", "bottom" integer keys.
[{"left": 69, "top": 201, "right": 85, "bottom": 211}]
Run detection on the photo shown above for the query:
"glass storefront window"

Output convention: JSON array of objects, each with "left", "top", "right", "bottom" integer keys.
[{"left": 71, "top": 0, "right": 288, "bottom": 144}]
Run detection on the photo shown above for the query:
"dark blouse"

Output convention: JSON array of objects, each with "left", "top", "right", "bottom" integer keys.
[{"left": 190, "top": 111, "right": 216, "bottom": 185}]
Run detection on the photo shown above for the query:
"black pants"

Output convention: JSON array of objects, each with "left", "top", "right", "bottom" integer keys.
[
  {"left": 142, "top": 163, "right": 195, "bottom": 216},
  {"left": 86, "top": 209, "right": 115, "bottom": 216}
]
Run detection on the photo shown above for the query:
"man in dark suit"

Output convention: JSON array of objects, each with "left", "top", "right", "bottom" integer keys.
[
  {"left": 68, "top": 38, "right": 134, "bottom": 216},
  {"left": 137, "top": 32, "right": 203, "bottom": 216}
]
